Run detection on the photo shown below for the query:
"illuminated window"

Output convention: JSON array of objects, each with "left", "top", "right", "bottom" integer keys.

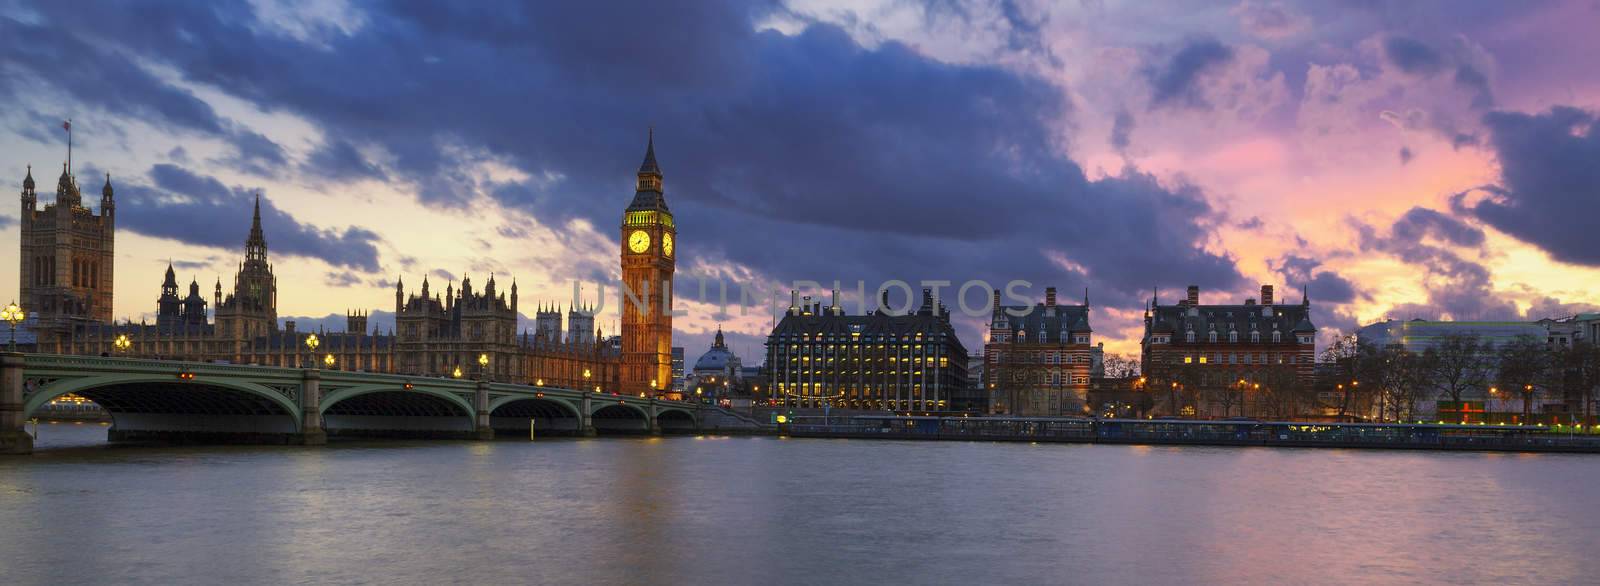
[
  {"left": 1198, "top": 356, "right": 1208, "bottom": 364},
  {"left": 1184, "top": 356, "right": 1193, "bottom": 364}
]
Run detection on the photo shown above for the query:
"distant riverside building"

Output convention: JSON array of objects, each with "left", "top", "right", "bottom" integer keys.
[
  {"left": 1141, "top": 285, "right": 1317, "bottom": 416},
  {"left": 671, "top": 346, "right": 685, "bottom": 392},
  {"left": 691, "top": 327, "right": 741, "bottom": 402},
  {"left": 1356, "top": 319, "right": 1548, "bottom": 352},
  {"left": 23, "top": 132, "right": 688, "bottom": 395},
  {"left": 765, "top": 289, "right": 970, "bottom": 413},
  {"left": 1355, "top": 318, "right": 1574, "bottom": 422},
  {"left": 985, "top": 287, "right": 1094, "bottom": 416}
]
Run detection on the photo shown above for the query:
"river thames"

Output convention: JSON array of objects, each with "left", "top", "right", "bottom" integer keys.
[{"left": 3, "top": 423, "right": 1599, "bottom": 584}]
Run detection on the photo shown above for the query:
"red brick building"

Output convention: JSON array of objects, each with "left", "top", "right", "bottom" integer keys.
[
  {"left": 985, "top": 287, "right": 1096, "bottom": 416},
  {"left": 1141, "top": 285, "right": 1316, "bottom": 417}
]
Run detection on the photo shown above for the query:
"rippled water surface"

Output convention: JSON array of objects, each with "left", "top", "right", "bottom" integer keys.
[{"left": 3, "top": 423, "right": 1599, "bottom": 585}]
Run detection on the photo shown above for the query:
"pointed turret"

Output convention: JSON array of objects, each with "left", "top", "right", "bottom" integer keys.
[
  {"left": 245, "top": 194, "right": 268, "bottom": 264},
  {"left": 714, "top": 325, "right": 726, "bottom": 348},
  {"left": 102, "top": 173, "right": 113, "bottom": 199},
  {"left": 22, "top": 164, "right": 35, "bottom": 192},
  {"left": 628, "top": 129, "right": 669, "bottom": 211}
]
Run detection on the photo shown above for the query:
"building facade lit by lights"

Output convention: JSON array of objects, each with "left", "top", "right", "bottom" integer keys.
[
  {"left": 21, "top": 132, "right": 694, "bottom": 394},
  {"left": 764, "top": 289, "right": 970, "bottom": 413},
  {"left": 1140, "top": 285, "right": 1317, "bottom": 416}
]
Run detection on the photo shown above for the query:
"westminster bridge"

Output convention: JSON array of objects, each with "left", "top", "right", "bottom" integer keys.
[{"left": 1, "top": 353, "right": 737, "bottom": 454}]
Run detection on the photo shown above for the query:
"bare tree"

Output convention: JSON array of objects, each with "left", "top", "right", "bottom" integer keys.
[
  {"left": 1552, "top": 340, "right": 1600, "bottom": 426},
  {"left": 1103, "top": 354, "right": 1141, "bottom": 379},
  {"left": 1496, "top": 335, "right": 1551, "bottom": 422},
  {"left": 1427, "top": 333, "right": 1492, "bottom": 423}
]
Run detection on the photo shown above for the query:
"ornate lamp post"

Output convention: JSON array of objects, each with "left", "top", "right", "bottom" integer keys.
[
  {"left": 477, "top": 353, "right": 489, "bottom": 381},
  {"left": 304, "top": 333, "right": 320, "bottom": 369},
  {"left": 113, "top": 333, "right": 132, "bottom": 354},
  {"left": 323, "top": 353, "right": 336, "bottom": 369},
  {"left": 583, "top": 367, "right": 594, "bottom": 392},
  {"left": 2, "top": 301, "right": 24, "bottom": 352},
  {"left": 452, "top": 365, "right": 463, "bottom": 379}
]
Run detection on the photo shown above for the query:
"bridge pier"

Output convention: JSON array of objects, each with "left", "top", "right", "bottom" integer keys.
[
  {"left": 474, "top": 381, "right": 494, "bottom": 441},
  {"left": 298, "top": 369, "right": 327, "bottom": 446},
  {"left": 1, "top": 353, "right": 33, "bottom": 455},
  {"left": 578, "top": 393, "right": 596, "bottom": 436},
  {"left": 647, "top": 401, "right": 661, "bottom": 436}
]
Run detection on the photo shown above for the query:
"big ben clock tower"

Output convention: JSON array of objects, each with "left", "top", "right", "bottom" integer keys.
[{"left": 620, "top": 130, "right": 675, "bottom": 396}]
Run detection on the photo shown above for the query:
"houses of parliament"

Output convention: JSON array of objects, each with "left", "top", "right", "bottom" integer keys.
[{"left": 16, "top": 133, "right": 677, "bottom": 396}]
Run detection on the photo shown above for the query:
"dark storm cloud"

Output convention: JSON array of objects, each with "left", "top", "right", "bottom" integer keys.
[
  {"left": 0, "top": 16, "right": 294, "bottom": 179},
  {"left": 109, "top": 163, "right": 383, "bottom": 271},
  {"left": 217, "top": 126, "right": 290, "bottom": 177},
  {"left": 15, "top": 0, "right": 1244, "bottom": 331},
  {"left": 303, "top": 139, "right": 387, "bottom": 182},
  {"left": 1453, "top": 64, "right": 1494, "bottom": 109},
  {"left": 1454, "top": 106, "right": 1600, "bottom": 266},
  {"left": 1271, "top": 254, "right": 1357, "bottom": 305},
  {"left": 1382, "top": 35, "right": 1445, "bottom": 75},
  {"left": 1110, "top": 110, "right": 1135, "bottom": 154},
  {"left": 1380, "top": 34, "right": 1495, "bottom": 109},
  {"left": 1146, "top": 37, "right": 1235, "bottom": 109}
]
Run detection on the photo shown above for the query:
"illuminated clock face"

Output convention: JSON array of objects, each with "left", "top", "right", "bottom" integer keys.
[
  {"left": 662, "top": 233, "right": 674, "bottom": 257},
  {"left": 628, "top": 230, "right": 650, "bottom": 253}
]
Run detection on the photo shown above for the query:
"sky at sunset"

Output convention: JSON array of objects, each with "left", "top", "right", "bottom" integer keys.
[{"left": 2, "top": 0, "right": 1598, "bottom": 361}]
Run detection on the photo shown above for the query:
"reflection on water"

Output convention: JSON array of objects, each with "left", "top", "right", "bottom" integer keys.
[{"left": 3, "top": 423, "right": 1600, "bottom": 584}]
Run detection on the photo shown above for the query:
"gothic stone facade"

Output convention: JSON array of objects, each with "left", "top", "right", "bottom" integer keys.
[
  {"left": 19, "top": 164, "right": 115, "bottom": 331},
  {"left": 25, "top": 134, "right": 683, "bottom": 395}
]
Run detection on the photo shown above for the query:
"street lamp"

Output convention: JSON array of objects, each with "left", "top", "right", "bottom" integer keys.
[
  {"left": 113, "top": 333, "right": 132, "bottom": 354},
  {"left": 323, "top": 353, "right": 336, "bottom": 369},
  {"left": 478, "top": 353, "right": 489, "bottom": 380},
  {"left": 2, "top": 301, "right": 24, "bottom": 351},
  {"left": 304, "top": 333, "right": 319, "bottom": 368},
  {"left": 452, "top": 365, "right": 463, "bottom": 379}
]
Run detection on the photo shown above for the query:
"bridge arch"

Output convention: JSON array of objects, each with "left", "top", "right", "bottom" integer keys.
[
  {"left": 488, "top": 396, "right": 583, "bottom": 436},
  {"left": 318, "top": 384, "right": 475, "bottom": 438},
  {"left": 591, "top": 402, "right": 651, "bottom": 435},
  {"left": 655, "top": 407, "right": 698, "bottom": 433},
  {"left": 22, "top": 374, "right": 303, "bottom": 439}
]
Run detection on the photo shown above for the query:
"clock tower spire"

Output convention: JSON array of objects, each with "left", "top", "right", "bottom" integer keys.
[{"left": 620, "top": 129, "right": 675, "bottom": 396}]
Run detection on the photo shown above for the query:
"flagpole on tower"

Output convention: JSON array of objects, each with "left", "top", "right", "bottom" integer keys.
[{"left": 63, "top": 119, "right": 72, "bottom": 174}]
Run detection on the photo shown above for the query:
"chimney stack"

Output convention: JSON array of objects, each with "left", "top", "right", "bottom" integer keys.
[
  {"left": 1260, "top": 285, "right": 1274, "bottom": 306},
  {"left": 1045, "top": 287, "right": 1057, "bottom": 307},
  {"left": 1187, "top": 285, "right": 1200, "bottom": 306},
  {"left": 992, "top": 289, "right": 1001, "bottom": 315}
]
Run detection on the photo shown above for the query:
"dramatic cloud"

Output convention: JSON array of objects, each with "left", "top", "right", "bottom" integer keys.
[
  {"left": 1456, "top": 106, "right": 1600, "bottom": 266},
  {"left": 303, "top": 138, "right": 386, "bottom": 182},
  {"left": 1382, "top": 36, "right": 1445, "bottom": 76},
  {"left": 1356, "top": 207, "right": 1516, "bottom": 321},
  {"left": 0, "top": 17, "right": 288, "bottom": 175},
  {"left": 1110, "top": 110, "right": 1135, "bottom": 155},
  {"left": 12, "top": 0, "right": 1239, "bottom": 315},
  {"left": 1379, "top": 34, "right": 1495, "bottom": 109},
  {"left": 1230, "top": 1, "right": 1308, "bottom": 40},
  {"left": 1146, "top": 38, "right": 1235, "bottom": 109},
  {"left": 111, "top": 164, "right": 384, "bottom": 271},
  {"left": 1271, "top": 254, "right": 1357, "bottom": 305}
]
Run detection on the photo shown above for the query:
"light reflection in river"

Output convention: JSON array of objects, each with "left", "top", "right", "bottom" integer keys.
[{"left": 2, "top": 423, "right": 1598, "bottom": 584}]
